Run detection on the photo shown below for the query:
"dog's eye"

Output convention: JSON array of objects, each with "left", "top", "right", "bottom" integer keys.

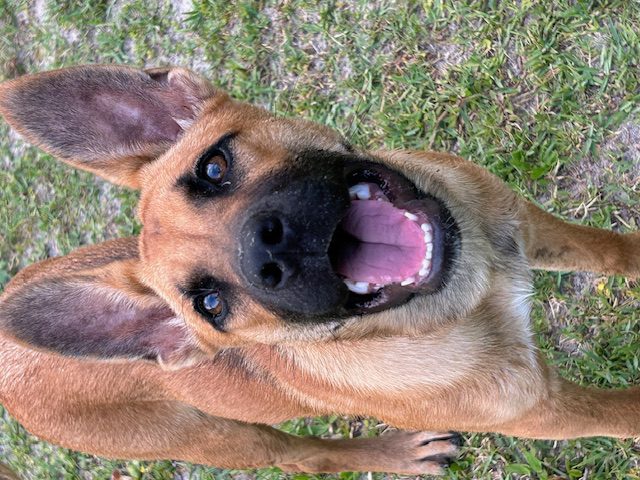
[
  {"left": 199, "top": 150, "right": 228, "bottom": 184},
  {"left": 194, "top": 291, "right": 227, "bottom": 330},
  {"left": 188, "top": 134, "right": 235, "bottom": 195}
]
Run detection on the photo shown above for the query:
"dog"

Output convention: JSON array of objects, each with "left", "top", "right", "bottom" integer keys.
[{"left": 0, "top": 65, "right": 638, "bottom": 476}]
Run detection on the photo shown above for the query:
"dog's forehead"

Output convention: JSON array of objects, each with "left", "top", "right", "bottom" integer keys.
[
  {"left": 137, "top": 102, "right": 346, "bottom": 220},
  {"left": 138, "top": 100, "right": 348, "bottom": 193},
  {"left": 188, "top": 99, "right": 347, "bottom": 160}
]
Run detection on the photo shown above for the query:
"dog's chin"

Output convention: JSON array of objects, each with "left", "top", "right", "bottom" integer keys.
[{"left": 328, "top": 160, "right": 460, "bottom": 315}]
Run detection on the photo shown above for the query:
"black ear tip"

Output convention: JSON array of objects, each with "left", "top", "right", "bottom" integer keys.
[{"left": 448, "top": 432, "right": 463, "bottom": 446}]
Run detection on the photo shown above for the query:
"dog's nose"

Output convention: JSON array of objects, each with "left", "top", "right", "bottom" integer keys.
[
  {"left": 240, "top": 214, "right": 298, "bottom": 290},
  {"left": 236, "top": 158, "right": 351, "bottom": 317}
]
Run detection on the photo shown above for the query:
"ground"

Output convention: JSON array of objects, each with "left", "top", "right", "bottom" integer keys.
[{"left": 0, "top": 0, "right": 639, "bottom": 479}]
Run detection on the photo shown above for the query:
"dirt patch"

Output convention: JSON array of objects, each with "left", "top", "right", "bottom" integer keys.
[
  {"left": 97, "top": 180, "right": 123, "bottom": 240},
  {"left": 570, "top": 118, "right": 640, "bottom": 192},
  {"left": 425, "top": 41, "right": 470, "bottom": 77},
  {"left": 558, "top": 117, "right": 640, "bottom": 229},
  {"left": 3, "top": 130, "right": 28, "bottom": 167},
  {"left": 569, "top": 271, "right": 598, "bottom": 298},
  {"left": 602, "top": 119, "right": 640, "bottom": 164},
  {"left": 171, "top": 0, "right": 193, "bottom": 17},
  {"left": 262, "top": 5, "right": 305, "bottom": 93},
  {"left": 159, "top": 1, "right": 210, "bottom": 74},
  {"left": 542, "top": 296, "right": 585, "bottom": 357}
]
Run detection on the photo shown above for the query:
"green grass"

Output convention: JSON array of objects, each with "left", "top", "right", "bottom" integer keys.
[{"left": 0, "top": 0, "right": 639, "bottom": 478}]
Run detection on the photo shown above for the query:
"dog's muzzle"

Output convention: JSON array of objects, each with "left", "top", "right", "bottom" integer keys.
[{"left": 238, "top": 151, "right": 460, "bottom": 320}]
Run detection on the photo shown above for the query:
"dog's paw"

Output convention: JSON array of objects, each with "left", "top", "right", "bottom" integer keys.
[{"left": 379, "top": 430, "right": 462, "bottom": 475}]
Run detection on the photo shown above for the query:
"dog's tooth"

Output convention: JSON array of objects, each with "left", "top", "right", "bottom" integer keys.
[
  {"left": 420, "top": 260, "right": 430, "bottom": 274},
  {"left": 348, "top": 184, "right": 371, "bottom": 200},
  {"left": 404, "top": 211, "right": 418, "bottom": 221},
  {"left": 400, "top": 277, "right": 414, "bottom": 286},
  {"left": 344, "top": 279, "right": 371, "bottom": 294},
  {"left": 424, "top": 230, "right": 433, "bottom": 244},
  {"left": 421, "top": 223, "right": 431, "bottom": 233}
]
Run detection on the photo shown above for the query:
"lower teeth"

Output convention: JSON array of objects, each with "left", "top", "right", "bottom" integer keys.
[{"left": 342, "top": 269, "right": 431, "bottom": 294}]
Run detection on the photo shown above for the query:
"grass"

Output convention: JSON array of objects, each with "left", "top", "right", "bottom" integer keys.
[{"left": 0, "top": 0, "right": 639, "bottom": 478}]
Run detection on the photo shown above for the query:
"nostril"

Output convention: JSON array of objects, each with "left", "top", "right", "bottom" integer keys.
[
  {"left": 260, "top": 262, "right": 283, "bottom": 288},
  {"left": 260, "top": 217, "right": 284, "bottom": 245}
]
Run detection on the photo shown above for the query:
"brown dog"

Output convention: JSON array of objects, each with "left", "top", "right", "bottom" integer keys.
[{"left": 0, "top": 65, "right": 638, "bottom": 476}]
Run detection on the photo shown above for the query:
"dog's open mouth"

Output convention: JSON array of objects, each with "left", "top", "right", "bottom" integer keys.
[{"left": 329, "top": 162, "right": 458, "bottom": 314}]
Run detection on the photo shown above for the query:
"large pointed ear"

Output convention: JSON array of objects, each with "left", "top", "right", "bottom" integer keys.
[
  {"left": 0, "top": 65, "right": 218, "bottom": 188},
  {"left": 0, "top": 237, "right": 205, "bottom": 369}
]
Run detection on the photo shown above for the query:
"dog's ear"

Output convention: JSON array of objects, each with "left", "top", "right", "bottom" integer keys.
[
  {"left": 0, "top": 65, "right": 218, "bottom": 188},
  {"left": 0, "top": 238, "right": 205, "bottom": 369}
]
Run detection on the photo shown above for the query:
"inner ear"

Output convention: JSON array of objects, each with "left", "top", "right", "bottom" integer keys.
[
  {"left": 0, "top": 65, "right": 219, "bottom": 188},
  {"left": 0, "top": 258, "right": 204, "bottom": 368}
]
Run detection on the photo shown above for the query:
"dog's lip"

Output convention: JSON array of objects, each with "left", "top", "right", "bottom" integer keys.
[{"left": 330, "top": 160, "right": 456, "bottom": 314}]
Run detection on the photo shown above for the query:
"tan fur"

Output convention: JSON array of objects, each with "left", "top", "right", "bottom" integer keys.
[{"left": 0, "top": 66, "right": 638, "bottom": 475}]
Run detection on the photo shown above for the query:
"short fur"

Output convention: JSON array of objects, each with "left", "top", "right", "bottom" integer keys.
[{"left": 0, "top": 65, "right": 638, "bottom": 475}]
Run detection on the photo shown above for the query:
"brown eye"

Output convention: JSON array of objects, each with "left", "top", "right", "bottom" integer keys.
[
  {"left": 201, "top": 152, "right": 227, "bottom": 183},
  {"left": 194, "top": 291, "right": 227, "bottom": 330},
  {"left": 195, "top": 134, "right": 235, "bottom": 190}
]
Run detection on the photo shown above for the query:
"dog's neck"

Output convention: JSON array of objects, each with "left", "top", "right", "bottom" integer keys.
[{"left": 251, "top": 276, "right": 537, "bottom": 416}]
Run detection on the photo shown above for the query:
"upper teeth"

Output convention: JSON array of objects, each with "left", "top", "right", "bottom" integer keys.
[
  {"left": 394, "top": 221, "right": 434, "bottom": 287},
  {"left": 419, "top": 222, "right": 434, "bottom": 277}
]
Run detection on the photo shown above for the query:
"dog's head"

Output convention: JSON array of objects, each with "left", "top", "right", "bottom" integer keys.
[{"left": 0, "top": 66, "right": 523, "bottom": 367}]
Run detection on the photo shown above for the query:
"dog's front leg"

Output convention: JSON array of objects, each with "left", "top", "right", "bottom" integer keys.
[
  {"left": 32, "top": 399, "right": 458, "bottom": 475},
  {"left": 491, "top": 373, "right": 640, "bottom": 440},
  {"left": 520, "top": 200, "right": 639, "bottom": 277}
]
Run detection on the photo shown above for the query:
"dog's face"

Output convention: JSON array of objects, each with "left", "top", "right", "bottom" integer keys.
[
  {"left": 0, "top": 66, "right": 524, "bottom": 364},
  {"left": 134, "top": 89, "right": 521, "bottom": 351}
]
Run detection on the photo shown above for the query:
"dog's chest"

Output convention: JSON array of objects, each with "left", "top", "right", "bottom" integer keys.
[{"left": 262, "top": 281, "right": 537, "bottom": 416}]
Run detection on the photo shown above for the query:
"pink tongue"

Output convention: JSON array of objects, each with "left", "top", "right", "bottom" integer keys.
[{"left": 335, "top": 200, "right": 425, "bottom": 284}]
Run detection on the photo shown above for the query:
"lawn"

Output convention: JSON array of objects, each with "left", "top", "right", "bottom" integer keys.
[{"left": 0, "top": 0, "right": 639, "bottom": 478}]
